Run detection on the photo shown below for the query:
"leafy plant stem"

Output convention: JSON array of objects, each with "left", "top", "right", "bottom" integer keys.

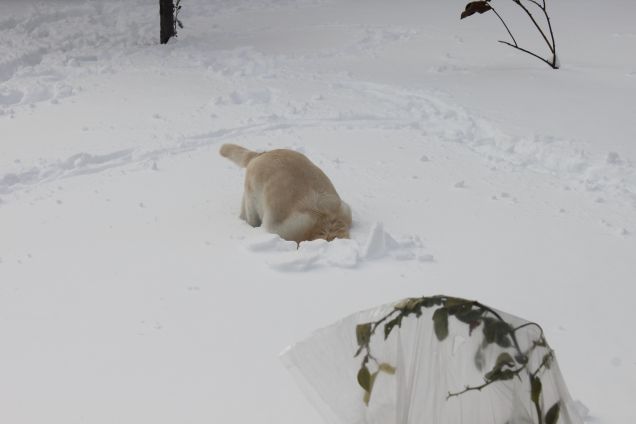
[
  {"left": 448, "top": 326, "right": 544, "bottom": 400},
  {"left": 355, "top": 309, "right": 400, "bottom": 358},
  {"left": 447, "top": 366, "right": 526, "bottom": 399},
  {"left": 354, "top": 295, "right": 558, "bottom": 424}
]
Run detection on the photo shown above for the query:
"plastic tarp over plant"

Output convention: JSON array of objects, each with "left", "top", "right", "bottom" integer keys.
[{"left": 281, "top": 295, "right": 583, "bottom": 424}]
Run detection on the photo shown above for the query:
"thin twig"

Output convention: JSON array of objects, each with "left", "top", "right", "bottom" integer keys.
[
  {"left": 491, "top": 6, "right": 517, "bottom": 46},
  {"left": 499, "top": 41, "right": 557, "bottom": 68},
  {"left": 447, "top": 366, "right": 525, "bottom": 399},
  {"left": 512, "top": 322, "right": 545, "bottom": 335},
  {"left": 524, "top": 0, "right": 543, "bottom": 8},
  {"left": 543, "top": 4, "right": 557, "bottom": 61},
  {"left": 371, "top": 309, "right": 399, "bottom": 335},
  {"left": 514, "top": 0, "right": 554, "bottom": 54},
  {"left": 523, "top": 0, "right": 557, "bottom": 65}
]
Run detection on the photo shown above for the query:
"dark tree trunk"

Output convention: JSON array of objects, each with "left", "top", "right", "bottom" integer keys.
[{"left": 159, "top": 0, "right": 175, "bottom": 44}]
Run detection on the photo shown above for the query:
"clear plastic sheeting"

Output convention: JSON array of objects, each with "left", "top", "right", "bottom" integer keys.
[{"left": 281, "top": 296, "right": 583, "bottom": 424}]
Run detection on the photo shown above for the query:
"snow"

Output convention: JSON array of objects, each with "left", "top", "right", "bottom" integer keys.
[
  {"left": 1, "top": 0, "right": 635, "bottom": 423},
  {"left": 248, "top": 221, "right": 430, "bottom": 271}
]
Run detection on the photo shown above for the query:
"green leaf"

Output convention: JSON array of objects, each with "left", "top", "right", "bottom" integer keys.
[
  {"left": 384, "top": 315, "right": 403, "bottom": 340},
  {"left": 363, "top": 390, "right": 371, "bottom": 405},
  {"left": 356, "top": 323, "right": 372, "bottom": 347},
  {"left": 484, "top": 368, "right": 498, "bottom": 381},
  {"left": 421, "top": 296, "right": 444, "bottom": 308},
  {"left": 378, "top": 363, "right": 396, "bottom": 375},
  {"left": 485, "top": 353, "right": 516, "bottom": 381},
  {"left": 495, "top": 352, "right": 515, "bottom": 368},
  {"left": 482, "top": 318, "right": 497, "bottom": 343},
  {"left": 545, "top": 402, "right": 560, "bottom": 424},
  {"left": 454, "top": 308, "right": 483, "bottom": 324},
  {"left": 496, "top": 333, "right": 512, "bottom": 348},
  {"left": 460, "top": 1, "right": 493, "bottom": 19},
  {"left": 357, "top": 366, "right": 371, "bottom": 392},
  {"left": 363, "top": 372, "right": 378, "bottom": 406},
  {"left": 531, "top": 376, "right": 542, "bottom": 404},
  {"left": 482, "top": 318, "right": 513, "bottom": 346},
  {"left": 469, "top": 320, "right": 482, "bottom": 336},
  {"left": 443, "top": 296, "right": 471, "bottom": 308},
  {"left": 485, "top": 367, "right": 515, "bottom": 382},
  {"left": 498, "top": 369, "right": 515, "bottom": 380},
  {"left": 432, "top": 307, "right": 449, "bottom": 341}
]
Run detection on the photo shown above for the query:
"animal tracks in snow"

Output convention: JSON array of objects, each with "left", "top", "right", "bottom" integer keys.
[{"left": 3, "top": 76, "right": 635, "bottom": 226}]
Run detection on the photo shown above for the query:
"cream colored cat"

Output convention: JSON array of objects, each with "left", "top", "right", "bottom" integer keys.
[{"left": 220, "top": 144, "right": 352, "bottom": 243}]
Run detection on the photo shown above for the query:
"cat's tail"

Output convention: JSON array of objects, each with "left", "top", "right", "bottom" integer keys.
[{"left": 219, "top": 144, "right": 261, "bottom": 168}]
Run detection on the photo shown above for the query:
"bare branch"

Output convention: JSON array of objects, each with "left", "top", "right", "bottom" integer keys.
[
  {"left": 498, "top": 41, "right": 557, "bottom": 68},
  {"left": 514, "top": 0, "right": 554, "bottom": 54},
  {"left": 523, "top": 0, "right": 544, "bottom": 9},
  {"left": 490, "top": 6, "right": 518, "bottom": 46}
]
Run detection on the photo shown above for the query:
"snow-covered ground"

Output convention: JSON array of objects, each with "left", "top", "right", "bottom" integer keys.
[{"left": 1, "top": 0, "right": 634, "bottom": 422}]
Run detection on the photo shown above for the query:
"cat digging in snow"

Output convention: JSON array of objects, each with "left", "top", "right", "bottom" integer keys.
[{"left": 220, "top": 144, "right": 352, "bottom": 243}]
